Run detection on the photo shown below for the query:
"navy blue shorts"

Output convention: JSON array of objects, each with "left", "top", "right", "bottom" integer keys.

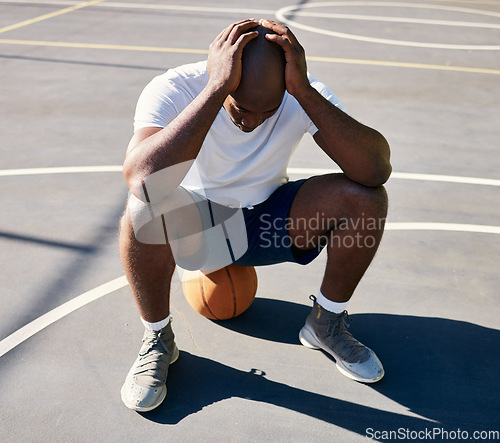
[{"left": 232, "top": 179, "right": 324, "bottom": 267}]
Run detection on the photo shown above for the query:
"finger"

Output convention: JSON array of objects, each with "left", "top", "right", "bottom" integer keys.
[
  {"left": 227, "top": 20, "right": 259, "bottom": 44},
  {"left": 265, "top": 33, "right": 293, "bottom": 51},
  {"left": 260, "top": 19, "right": 299, "bottom": 45},
  {"left": 220, "top": 19, "right": 257, "bottom": 41},
  {"left": 219, "top": 19, "right": 252, "bottom": 41},
  {"left": 259, "top": 19, "right": 286, "bottom": 33},
  {"left": 234, "top": 29, "right": 259, "bottom": 51},
  {"left": 214, "top": 27, "right": 227, "bottom": 41}
]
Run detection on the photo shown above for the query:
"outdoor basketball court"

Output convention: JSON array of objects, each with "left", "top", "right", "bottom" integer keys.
[{"left": 1, "top": 0, "right": 499, "bottom": 441}]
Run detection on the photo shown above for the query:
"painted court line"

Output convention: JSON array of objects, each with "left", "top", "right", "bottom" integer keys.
[
  {"left": 276, "top": 2, "right": 500, "bottom": 50},
  {"left": 0, "top": 221, "right": 499, "bottom": 358},
  {"left": 304, "top": 55, "right": 500, "bottom": 76},
  {"left": 278, "top": 1, "right": 500, "bottom": 19},
  {"left": 2, "top": 0, "right": 498, "bottom": 16},
  {"left": 98, "top": 1, "right": 275, "bottom": 15},
  {"left": 440, "top": 0, "right": 500, "bottom": 4},
  {"left": 389, "top": 172, "right": 500, "bottom": 187},
  {"left": 0, "top": 165, "right": 124, "bottom": 176},
  {"left": 0, "top": 0, "right": 275, "bottom": 15},
  {"left": 386, "top": 222, "right": 500, "bottom": 235},
  {"left": 0, "top": 39, "right": 210, "bottom": 55},
  {"left": 1, "top": 39, "right": 499, "bottom": 75},
  {"left": 294, "top": 12, "right": 500, "bottom": 29},
  {"left": 1, "top": 165, "right": 500, "bottom": 187},
  {"left": 287, "top": 168, "right": 500, "bottom": 187},
  {"left": 0, "top": 0, "right": 106, "bottom": 35},
  {"left": 0, "top": 276, "right": 128, "bottom": 358}
]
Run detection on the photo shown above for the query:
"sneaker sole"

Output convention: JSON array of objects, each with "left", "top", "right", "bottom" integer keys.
[
  {"left": 299, "top": 325, "right": 384, "bottom": 383},
  {"left": 121, "top": 345, "right": 180, "bottom": 412}
]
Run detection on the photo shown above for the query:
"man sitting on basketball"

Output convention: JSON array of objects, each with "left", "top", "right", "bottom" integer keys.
[{"left": 119, "top": 19, "right": 391, "bottom": 412}]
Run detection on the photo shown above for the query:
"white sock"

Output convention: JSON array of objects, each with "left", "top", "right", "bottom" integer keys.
[
  {"left": 141, "top": 314, "right": 171, "bottom": 331},
  {"left": 316, "top": 290, "right": 348, "bottom": 314}
]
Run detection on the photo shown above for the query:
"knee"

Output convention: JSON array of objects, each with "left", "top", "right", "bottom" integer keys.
[
  {"left": 334, "top": 175, "right": 388, "bottom": 217},
  {"left": 364, "top": 184, "right": 388, "bottom": 216}
]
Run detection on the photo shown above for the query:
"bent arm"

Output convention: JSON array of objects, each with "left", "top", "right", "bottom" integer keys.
[
  {"left": 300, "top": 86, "right": 392, "bottom": 187},
  {"left": 123, "top": 84, "right": 228, "bottom": 200},
  {"left": 261, "top": 19, "right": 391, "bottom": 187},
  {"left": 123, "top": 19, "right": 260, "bottom": 201}
]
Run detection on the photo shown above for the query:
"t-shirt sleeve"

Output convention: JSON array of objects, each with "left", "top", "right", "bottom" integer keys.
[
  {"left": 133, "top": 74, "right": 186, "bottom": 132},
  {"left": 305, "top": 74, "right": 346, "bottom": 136}
]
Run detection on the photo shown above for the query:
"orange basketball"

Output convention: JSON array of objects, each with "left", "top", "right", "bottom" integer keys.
[{"left": 182, "top": 265, "right": 258, "bottom": 320}]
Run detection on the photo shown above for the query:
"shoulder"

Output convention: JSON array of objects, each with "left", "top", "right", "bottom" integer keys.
[
  {"left": 167, "top": 60, "right": 208, "bottom": 79},
  {"left": 139, "top": 60, "right": 208, "bottom": 107},
  {"left": 133, "top": 61, "right": 208, "bottom": 130},
  {"left": 137, "top": 61, "right": 208, "bottom": 107},
  {"left": 307, "top": 72, "right": 345, "bottom": 111},
  {"left": 150, "top": 60, "right": 208, "bottom": 95}
]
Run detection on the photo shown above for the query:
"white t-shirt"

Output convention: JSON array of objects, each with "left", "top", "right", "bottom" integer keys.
[{"left": 134, "top": 60, "right": 344, "bottom": 207}]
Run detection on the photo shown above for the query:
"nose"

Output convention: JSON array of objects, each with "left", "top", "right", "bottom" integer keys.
[{"left": 241, "top": 114, "right": 263, "bottom": 129}]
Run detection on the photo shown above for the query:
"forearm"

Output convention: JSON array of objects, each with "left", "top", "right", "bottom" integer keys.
[
  {"left": 297, "top": 86, "right": 392, "bottom": 186},
  {"left": 124, "top": 83, "right": 228, "bottom": 199}
]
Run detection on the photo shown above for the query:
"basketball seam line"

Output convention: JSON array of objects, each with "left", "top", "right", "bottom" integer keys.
[
  {"left": 199, "top": 273, "right": 220, "bottom": 320},
  {"left": 225, "top": 267, "right": 237, "bottom": 318}
]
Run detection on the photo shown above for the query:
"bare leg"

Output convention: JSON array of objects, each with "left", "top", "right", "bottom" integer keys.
[
  {"left": 119, "top": 203, "right": 175, "bottom": 322},
  {"left": 288, "top": 174, "right": 388, "bottom": 303}
]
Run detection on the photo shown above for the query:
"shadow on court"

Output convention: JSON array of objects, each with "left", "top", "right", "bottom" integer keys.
[
  {"left": 141, "top": 351, "right": 436, "bottom": 433},
  {"left": 139, "top": 299, "right": 499, "bottom": 436},
  {"left": 0, "top": 194, "right": 128, "bottom": 340}
]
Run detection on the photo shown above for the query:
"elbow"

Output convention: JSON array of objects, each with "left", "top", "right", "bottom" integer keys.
[
  {"left": 361, "top": 139, "right": 392, "bottom": 187},
  {"left": 123, "top": 154, "right": 195, "bottom": 204},
  {"left": 374, "top": 158, "right": 392, "bottom": 186},
  {"left": 360, "top": 164, "right": 391, "bottom": 187},
  {"left": 372, "top": 136, "right": 392, "bottom": 186},
  {"left": 378, "top": 162, "right": 392, "bottom": 186},
  {"left": 123, "top": 154, "right": 149, "bottom": 202},
  {"left": 366, "top": 159, "right": 392, "bottom": 187}
]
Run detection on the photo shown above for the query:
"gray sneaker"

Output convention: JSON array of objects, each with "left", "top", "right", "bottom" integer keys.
[
  {"left": 121, "top": 320, "right": 179, "bottom": 412},
  {"left": 299, "top": 297, "right": 384, "bottom": 383}
]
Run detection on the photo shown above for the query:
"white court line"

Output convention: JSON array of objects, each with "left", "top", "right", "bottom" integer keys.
[
  {"left": 390, "top": 172, "right": 500, "bottom": 187},
  {"left": 276, "top": 2, "right": 500, "bottom": 50},
  {"left": 439, "top": 0, "right": 500, "bottom": 4},
  {"left": 0, "top": 276, "right": 128, "bottom": 358},
  {"left": 1, "top": 165, "right": 499, "bottom": 187},
  {"left": 294, "top": 12, "right": 500, "bottom": 29},
  {"left": 0, "top": 0, "right": 275, "bottom": 15},
  {"left": 7, "top": 0, "right": 500, "bottom": 30},
  {"left": 0, "top": 165, "right": 123, "bottom": 176},
  {"left": 386, "top": 222, "right": 500, "bottom": 235},
  {"left": 286, "top": 167, "right": 500, "bottom": 187},
  {"left": 98, "top": 1, "right": 275, "bottom": 15},
  {"left": 4, "top": 0, "right": 500, "bottom": 26},
  {"left": 0, "top": 0, "right": 78, "bottom": 4},
  {"left": 2, "top": 2, "right": 500, "bottom": 67},
  {"left": 1, "top": 221, "right": 499, "bottom": 358},
  {"left": 3, "top": 0, "right": 499, "bottom": 15},
  {"left": 281, "top": 1, "right": 500, "bottom": 19},
  {"left": 0, "top": 2, "right": 497, "bottom": 357}
]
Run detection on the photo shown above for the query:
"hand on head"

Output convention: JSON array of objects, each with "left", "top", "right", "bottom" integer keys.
[
  {"left": 207, "top": 19, "right": 311, "bottom": 132},
  {"left": 259, "top": 19, "right": 310, "bottom": 98},
  {"left": 207, "top": 19, "right": 310, "bottom": 99},
  {"left": 207, "top": 19, "right": 260, "bottom": 95}
]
